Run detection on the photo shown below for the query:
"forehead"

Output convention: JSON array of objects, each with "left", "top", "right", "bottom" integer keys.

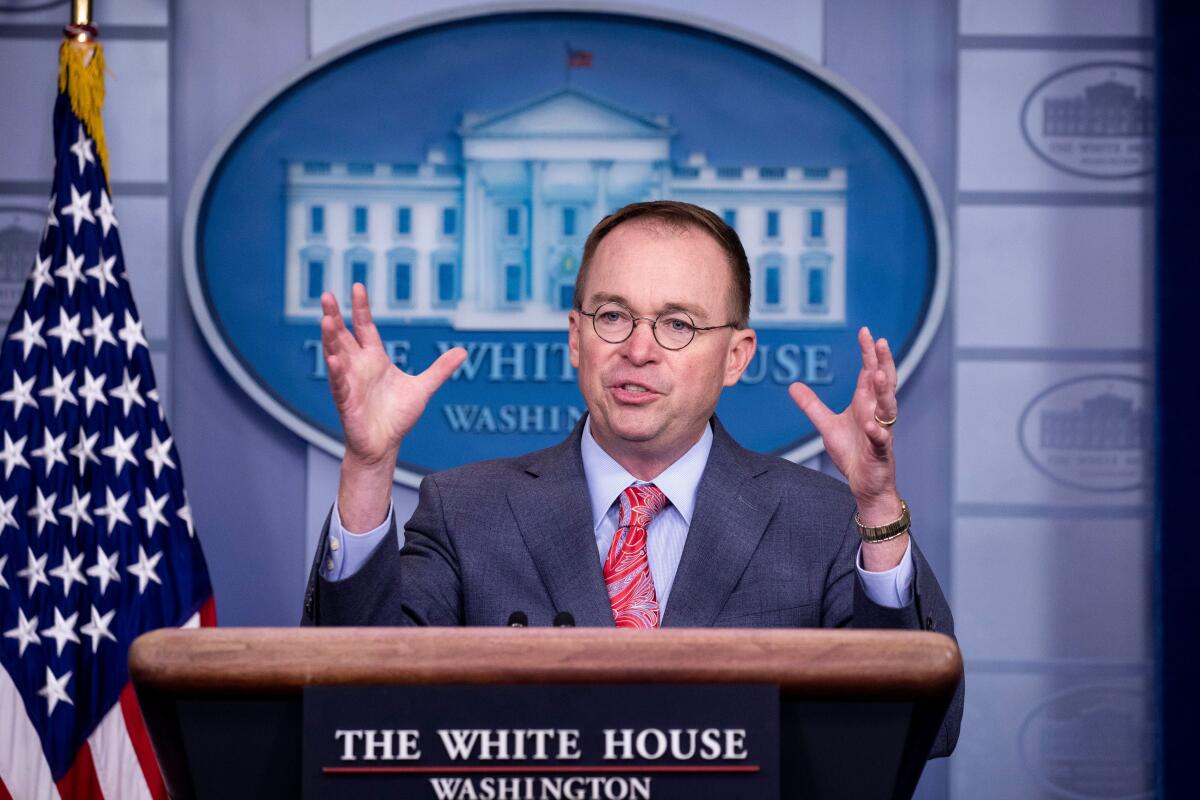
[{"left": 584, "top": 220, "right": 733, "bottom": 314}]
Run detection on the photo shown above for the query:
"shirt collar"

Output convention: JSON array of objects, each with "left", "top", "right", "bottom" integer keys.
[{"left": 580, "top": 416, "right": 714, "bottom": 530}]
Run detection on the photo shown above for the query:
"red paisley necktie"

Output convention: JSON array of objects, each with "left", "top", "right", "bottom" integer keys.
[{"left": 604, "top": 484, "right": 669, "bottom": 628}]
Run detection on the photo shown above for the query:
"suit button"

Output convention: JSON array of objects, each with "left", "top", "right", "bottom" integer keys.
[{"left": 924, "top": 614, "right": 935, "bottom": 630}]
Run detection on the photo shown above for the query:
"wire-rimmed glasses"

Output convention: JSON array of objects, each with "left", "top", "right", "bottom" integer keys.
[{"left": 577, "top": 301, "right": 735, "bottom": 351}]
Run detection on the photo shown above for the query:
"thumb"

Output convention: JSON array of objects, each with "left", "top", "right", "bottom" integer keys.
[
  {"left": 417, "top": 347, "right": 468, "bottom": 395},
  {"left": 788, "top": 382, "right": 836, "bottom": 431}
]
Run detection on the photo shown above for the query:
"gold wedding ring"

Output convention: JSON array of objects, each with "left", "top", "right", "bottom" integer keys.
[{"left": 874, "top": 413, "right": 897, "bottom": 428}]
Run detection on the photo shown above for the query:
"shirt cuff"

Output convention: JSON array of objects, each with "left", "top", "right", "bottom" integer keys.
[
  {"left": 323, "top": 500, "right": 394, "bottom": 582},
  {"left": 855, "top": 539, "right": 914, "bottom": 609}
]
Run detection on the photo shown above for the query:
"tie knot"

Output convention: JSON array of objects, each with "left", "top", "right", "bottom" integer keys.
[{"left": 618, "top": 483, "right": 668, "bottom": 529}]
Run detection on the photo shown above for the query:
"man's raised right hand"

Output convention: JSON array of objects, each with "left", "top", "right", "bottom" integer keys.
[{"left": 322, "top": 284, "right": 466, "bottom": 531}]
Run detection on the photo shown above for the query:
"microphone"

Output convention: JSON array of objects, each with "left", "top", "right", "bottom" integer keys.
[
  {"left": 553, "top": 611, "right": 576, "bottom": 628},
  {"left": 506, "top": 611, "right": 528, "bottom": 627}
]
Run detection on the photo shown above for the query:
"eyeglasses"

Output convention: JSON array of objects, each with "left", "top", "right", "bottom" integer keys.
[{"left": 577, "top": 301, "right": 736, "bottom": 351}]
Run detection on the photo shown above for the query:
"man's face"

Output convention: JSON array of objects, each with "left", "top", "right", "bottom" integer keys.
[{"left": 568, "top": 220, "right": 756, "bottom": 470}]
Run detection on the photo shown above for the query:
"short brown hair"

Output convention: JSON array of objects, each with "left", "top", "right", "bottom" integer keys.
[{"left": 573, "top": 200, "right": 751, "bottom": 328}]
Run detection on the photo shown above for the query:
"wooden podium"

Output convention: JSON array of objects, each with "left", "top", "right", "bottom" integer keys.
[{"left": 129, "top": 628, "right": 961, "bottom": 799}]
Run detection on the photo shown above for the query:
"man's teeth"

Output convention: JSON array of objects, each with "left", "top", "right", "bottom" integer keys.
[{"left": 622, "top": 384, "right": 647, "bottom": 393}]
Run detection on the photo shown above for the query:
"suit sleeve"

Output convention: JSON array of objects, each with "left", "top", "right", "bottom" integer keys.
[
  {"left": 300, "top": 475, "right": 463, "bottom": 626},
  {"left": 820, "top": 508, "right": 964, "bottom": 758}
]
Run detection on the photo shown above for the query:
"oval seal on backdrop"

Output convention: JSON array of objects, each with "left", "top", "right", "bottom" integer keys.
[
  {"left": 183, "top": 5, "right": 949, "bottom": 487},
  {"left": 1017, "top": 374, "right": 1150, "bottom": 493},
  {"left": 1018, "top": 685, "right": 1153, "bottom": 799},
  {"left": 1020, "top": 61, "right": 1154, "bottom": 180}
]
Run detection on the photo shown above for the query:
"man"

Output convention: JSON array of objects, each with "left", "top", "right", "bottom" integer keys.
[{"left": 302, "top": 200, "right": 961, "bottom": 756}]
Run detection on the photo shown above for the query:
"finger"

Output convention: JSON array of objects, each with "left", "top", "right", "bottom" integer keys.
[
  {"left": 876, "top": 337, "right": 897, "bottom": 392},
  {"left": 417, "top": 347, "right": 468, "bottom": 395},
  {"left": 872, "top": 368, "right": 898, "bottom": 424},
  {"left": 858, "top": 326, "right": 879, "bottom": 373},
  {"left": 788, "top": 382, "right": 837, "bottom": 432},
  {"left": 863, "top": 418, "right": 892, "bottom": 453},
  {"left": 320, "top": 293, "right": 354, "bottom": 358},
  {"left": 349, "top": 283, "right": 385, "bottom": 350}
]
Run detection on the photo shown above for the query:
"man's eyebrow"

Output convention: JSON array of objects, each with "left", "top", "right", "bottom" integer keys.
[{"left": 585, "top": 292, "right": 711, "bottom": 321}]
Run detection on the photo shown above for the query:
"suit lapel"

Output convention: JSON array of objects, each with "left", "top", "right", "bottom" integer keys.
[
  {"left": 661, "top": 419, "right": 778, "bottom": 628},
  {"left": 507, "top": 425, "right": 615, "bottom": 627}
]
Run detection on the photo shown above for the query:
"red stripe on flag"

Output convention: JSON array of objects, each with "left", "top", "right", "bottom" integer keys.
[
  {"left": 55, "top": 741, "right": 104, "bottom": 800},
  {"left": 199, "top": 595, "right": 217, "bottom": 627},
  {"left": 0, "top": 774, "right": 13, "bottom": 800},
  {"left": 120, "top": 684, "right": 167, "bottom": 800}
]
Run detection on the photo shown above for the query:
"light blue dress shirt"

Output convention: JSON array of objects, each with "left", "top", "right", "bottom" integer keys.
[{"left": 323, "top": 420, "right": 914, "bottom": 609}]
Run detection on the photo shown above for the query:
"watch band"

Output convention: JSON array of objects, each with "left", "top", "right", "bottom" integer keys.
[{"left": 855, "top": 499, "right": 910, "bottom": 543}]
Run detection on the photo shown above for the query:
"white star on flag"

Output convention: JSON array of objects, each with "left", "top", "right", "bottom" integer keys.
[
  {"left": 48, "top": 546, "right": 87, "bottom": 592},
  {"left": 69, "top": 429, "right": 101, "bottom": 474},
  {"left": 58, "top": 486, "right": 93, "bottom": 535},
  {"left": 40, "top": 608, "right": 81, "bottom": 657},
  {"left": 0, "top": 432, "right": 30, "bottom": 479},
  {"left": 101, "top": 428, "right": 139, "bottom": 474},
  {"left": 78, "top": 367, "right": 108, "bottom": 415},
  {"left": 59, "top": 184, "right": 94, "bottom": 235},
  {"left": 80, "top": 606, "right": 117, "bottom": 653},
  {"left": 144, "top": 431, "right": 176, "bottom": 479},
  {"left": 38, "top": 366, "right": 77, "bottom": 415},
  {"left": 118, "top": 311, "right": 148, "bottom": 359},
  {"left": 54, "top": 244, "right": 86, "bottom": 296},
  {"left": 10, "top": 312, "right": 47, "bottom": 360},
  {"left": 94, "top": 486, "right": 131, "bottom": 535},
  {"left": 0, "top": 495, "right": 16, "bottom": 534},
  {"left": 110, "top": 367, "right": 145, "bottom": 416},
  {"left": 178, "top": 499, "right": 194, "bottom": 538},
  {"left": 85, "top": 252, "right": 119, "bottom": 296},
  {"left": 29, "top": 252, "right": 55, "bottom": 298},
  {"left": 138, "top": 488, "right": 170, "bottom": 537},
  {"left": 31, "top": 427, "right": 68, "bottom": 476},
  {"left": 84, "top": 310, "right": 117, "bottom": 356},
  {"left": 0, "top": 373, "right": 38, "bottom": 416},
  {"left": 17, "top": 547, "right": 49, "bottom": 597},
  {"left": 4, "top": 608, "right": 40, "bottom": 657},
  {"left": 27, "top": 487, "right": 59, "bottom": 535},
  {"left": 147, "top": 387, "right": 165, "bottom": 421},
  {"left": 69, "top": 127, "right": 95, "bottom": 172},
  {"left": 94, "top": 187, "right": 118, "bottom": 237},
  {"left": 37, "top": 666, "right": 73, "bottom": 716},
  {"left": 44, "top": 193, "right": 57, "bottom": 231},
  {"left": 127, "top": 545, "right": 163, "bottom": 594},
  {"left": 86, "top": 546, "right": 121, "bottom": 595},
  {"left": 47, "top": 309, "right": 85, "bottom": 353},
  {"left": 0, "top": 553, "right": 7, "bottom": 589}
]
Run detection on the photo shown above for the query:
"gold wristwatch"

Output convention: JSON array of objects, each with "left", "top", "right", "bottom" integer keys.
[{"left": 855, "top": 499, "right": 910, "bottom": 543}]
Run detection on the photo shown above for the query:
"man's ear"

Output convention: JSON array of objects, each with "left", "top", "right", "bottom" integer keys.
[
  {"left": 722, "top": 327, "right": 757, "bottom": 387},
  {"left": 568, "top": 310, "right": 581, "bottom": 369}
]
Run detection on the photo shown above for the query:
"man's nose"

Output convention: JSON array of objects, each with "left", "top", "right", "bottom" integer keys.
[{"left": 621, "top": 319, "right": 660, "bottom": 363}]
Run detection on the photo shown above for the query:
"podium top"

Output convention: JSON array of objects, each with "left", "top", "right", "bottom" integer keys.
[{"left": 129, "top": 627, "right": 961, "bottom": 701}]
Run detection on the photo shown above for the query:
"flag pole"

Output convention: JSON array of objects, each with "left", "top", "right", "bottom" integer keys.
[{"left": 66, "top": 0, "right": 96, "bottom": 42}]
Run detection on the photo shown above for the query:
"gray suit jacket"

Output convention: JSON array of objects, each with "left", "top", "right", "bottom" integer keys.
[{"left": 301, "top": 417, "right": 962, "bottom": 756}]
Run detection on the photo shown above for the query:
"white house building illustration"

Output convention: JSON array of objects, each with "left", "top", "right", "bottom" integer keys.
[{"left": 283, "top": 88, "right": 847, "bottom": 329}]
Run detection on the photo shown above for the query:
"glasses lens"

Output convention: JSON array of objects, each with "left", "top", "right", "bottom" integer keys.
[
  {"left": 592, "top": 302, "right": 634, "bottom": 343},
  {"left": 655, "top": 312, "right": 696, "bottom": 350}
]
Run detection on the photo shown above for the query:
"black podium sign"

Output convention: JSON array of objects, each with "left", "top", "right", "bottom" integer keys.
[{"left": 302, "top": 684, "right": 779, "bottom": 799}]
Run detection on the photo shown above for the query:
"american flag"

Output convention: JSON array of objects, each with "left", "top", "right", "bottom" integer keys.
[
  {"left": 566, "top": 47, "right": 593, "bottom": 69},
  {"left": 0, "top": 42, "right": 214, "bottom": 798}
]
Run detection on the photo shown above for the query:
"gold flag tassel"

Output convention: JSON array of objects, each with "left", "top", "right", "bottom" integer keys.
[{"left": 58, "top": 36, "right": 110, "bottom": 183}]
